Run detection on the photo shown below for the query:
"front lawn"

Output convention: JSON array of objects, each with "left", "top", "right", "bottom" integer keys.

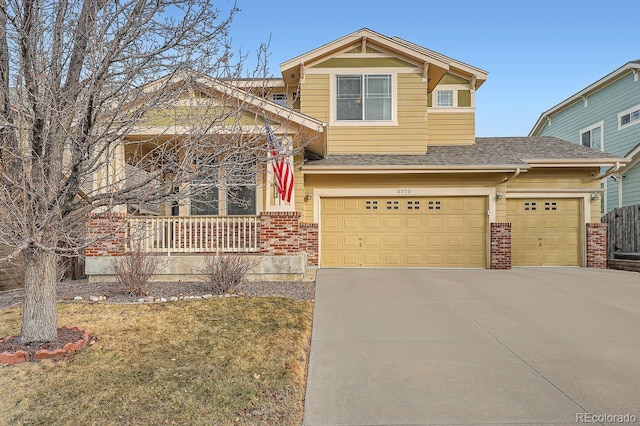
[{"left": 0, "top": 298, "right": 313, "bottom": 425}]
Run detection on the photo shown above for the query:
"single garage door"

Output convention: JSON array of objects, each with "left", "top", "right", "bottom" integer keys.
[
  {"left": 321, "top": 196, "right": 486, "bottom": 267},
  {"left": 507, "top": 198, "right": 581, "bottom": 266}
]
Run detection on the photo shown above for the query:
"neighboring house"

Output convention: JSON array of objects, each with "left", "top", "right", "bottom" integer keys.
[
  {"left": 530, "top": 60, "right": 640, "bottom": 212},
  {"left": 85, "top": 28, "right": 626, "bottom": 279}
]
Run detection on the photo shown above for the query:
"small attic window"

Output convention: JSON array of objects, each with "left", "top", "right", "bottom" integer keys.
[
  {"left": 436, "top": 90, "right": 454, "bottom": 107},
  {"left": 272, "top": 93, "right": 288, "bottom": 107}
]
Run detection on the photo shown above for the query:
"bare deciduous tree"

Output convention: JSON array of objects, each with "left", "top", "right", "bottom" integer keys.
[{"left": 0, "top": 0, "right": 297, "bottom": 343}]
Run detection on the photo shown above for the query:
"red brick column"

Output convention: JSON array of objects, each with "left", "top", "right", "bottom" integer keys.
[
  {"left": 300, "top": 222, "right": 319, "bottom": 267},
  {"left": 259, "top": 212, "right": 319, "bottom": 266},
  {"left": 85, "top": 213, "right": 127, "bottom": 257},
  {"left": 490, "top": 222, "right": 511, "bottom": 270},
  {"left": 259, "top": 212, "right": 301, "bottom": 256},
  {"left": 586, "top": 223, "right": 607, "bottom": 268}
]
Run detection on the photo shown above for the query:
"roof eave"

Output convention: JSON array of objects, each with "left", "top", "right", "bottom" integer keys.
[
  {"left": 524, "top": 158, "right": 628, "bottom": 167},
  {"left": 529, "top": 61, "right": 640, "bottom": 136},
  {"left": 301, "top": 164, "right": 529, "bottom": 174}
]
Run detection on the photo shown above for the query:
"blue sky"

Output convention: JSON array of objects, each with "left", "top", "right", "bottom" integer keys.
[{"left": 227, "top": 0, "right": 636, "bottom": 137}]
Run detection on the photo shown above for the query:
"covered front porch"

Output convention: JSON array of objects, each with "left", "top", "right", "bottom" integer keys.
[{"left": 84, "top": 212, "right": 318, "bottom": 282}]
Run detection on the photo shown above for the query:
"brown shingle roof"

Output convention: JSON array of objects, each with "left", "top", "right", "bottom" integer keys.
[{"left": 304, "top": 137, "right": 623, "bottom": 169}]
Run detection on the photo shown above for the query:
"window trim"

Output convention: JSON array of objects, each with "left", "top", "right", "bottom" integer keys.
[
  {"left": 618, "top": 104, "right": 640, "bottom": 130},
  {"left": 329, "top": 71, "right": 398, "bottom": 127},
  {"left": 430, "top": 84, "right": 475, "bottom": 110},
  {"left": 187, "top": 160, "right": 258, "bottom": 216},
  {"left": 579, "top": 121, "right": 604, "bottom": 151},
  {"left": 435, "top": 90, "right": 454, "bottom": 107}
]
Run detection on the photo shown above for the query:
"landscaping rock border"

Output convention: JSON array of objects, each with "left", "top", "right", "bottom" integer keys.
[{"left": 0, "top": 326, "right": 92, "bottom": 366}]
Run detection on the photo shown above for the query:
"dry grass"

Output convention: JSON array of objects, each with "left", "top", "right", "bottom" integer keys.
[{"left": 0, "top": 298, "right": 313, "bottom": 425}]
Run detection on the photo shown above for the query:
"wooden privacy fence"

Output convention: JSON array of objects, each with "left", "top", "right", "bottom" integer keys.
[
  {"left": 127, "top": 216, "right": 260, "bottom": 254},
  {"left": 601, "top": 204, "right": 640, "bottom": 259}
]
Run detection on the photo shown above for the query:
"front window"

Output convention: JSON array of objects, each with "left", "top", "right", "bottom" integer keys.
[
  {"left": 190, "top": 164, "right": 219, "bottom": 215},
  {"left": 336, "top": 74, "right": 392, "bottom": 121},
  {"left": 225, "top": 156, "right": 256, "bottom": 215},
  {"left": 189, "top": 157, "right": 256, "bottom": 216}
]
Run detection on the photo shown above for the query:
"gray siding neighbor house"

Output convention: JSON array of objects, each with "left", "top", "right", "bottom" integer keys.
[{"left": 530, "top": 61, "right": 640, "bottom": 213}]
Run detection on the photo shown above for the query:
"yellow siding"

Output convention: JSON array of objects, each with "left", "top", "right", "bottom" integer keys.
[
  {"left": 426, "top": 112, "right": 475, "bottom": 145},
  {"left": 302, "top": 173, "right": 502, "bottom": 222},
  {"left": 300, "top": 73, "right": 429, "bottom": 154},
  {"left": 507, "top": 169, "right": 597, "bottom": 190},
  {"left": 300, "top": 74, "right": 330, "bottom": 123},
  {"left": 493, "top": 168, "right": 601, "bottom": 223}
]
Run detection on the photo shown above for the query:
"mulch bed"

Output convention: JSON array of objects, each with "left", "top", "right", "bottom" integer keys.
[
  {"left": 0, "top": 327, "right": 86, "bottom": 357},
  {"left": 0, "top": 326, "right": 93, "bottom": 365}
]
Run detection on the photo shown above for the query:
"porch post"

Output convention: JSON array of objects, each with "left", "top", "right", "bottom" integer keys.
[{"left": 92, "top": 140, "right": 127, "bottom": 214}]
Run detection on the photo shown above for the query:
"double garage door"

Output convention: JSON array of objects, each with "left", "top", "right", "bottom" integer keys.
[
  {"left": 321, "top": 196, "right": 487, "bottom": 267},
  {"left": 320, "top": 196, "right": 582, "bottom": 268}
]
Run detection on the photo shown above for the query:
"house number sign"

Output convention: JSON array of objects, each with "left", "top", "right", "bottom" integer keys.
[{"left": 396, "top": 189, "right": 412, "bottom": 194}]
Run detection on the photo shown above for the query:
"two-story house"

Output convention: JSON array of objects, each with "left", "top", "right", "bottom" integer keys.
[
  {"left": 85, "top": 28, "right": 625, "bottom": 280},
  {"left": 529, "top": 61, "right": 640, "bottom": 212}
]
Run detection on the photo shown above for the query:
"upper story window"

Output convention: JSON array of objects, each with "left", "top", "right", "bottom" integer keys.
[
  {"left": 336, "top": 74, "right": 392, "bottom": 121},
  {"left": 579, "top": 122, "right": 604, "bottom": 151},
  {"left": 619, "top": 104, "right": 640, "bottom": 130},
  {"left": 272, "top": 93, "right": 288, "bottom": 107},
  {"left": 436, "top": 90, "right": 454, "bottom": 107},
  {"left": 430, "top": 86, "right": 472, "bottom": 109}
]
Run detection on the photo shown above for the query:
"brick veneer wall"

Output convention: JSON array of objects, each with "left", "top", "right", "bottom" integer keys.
[
  {"left": 490, "top": 222, "right": 511, "bottom": 270},
  {"left": 259, "top": 211, "right": 319, "bottom": 266},
  {"left": 300, "top": 222, "right": 319, "bottom": 267},
  {"left": 85, "top": 213, "right": 127, "bottom": 257},
  {"left": 607, "top": 259, "right": 640, "bottom": 273},
  {"left": 85, "top": 211, "right": 319, "bottom": 266},
  {"left": 586, "top": 223, "right": 607, "bottom": 269}
]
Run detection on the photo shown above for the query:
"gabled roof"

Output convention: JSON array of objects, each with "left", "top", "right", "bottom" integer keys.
[
  {"left": 190, "top": 73, "right": 324, "bottom": 133},
  {"left": 280, "top": 28, "right": 487, "bottom": 90},
  {"left": 617, "top": 141, "right": 640, "bottom": 175},
  {"left": 302, "top": 137, "right": 625, "bottom": 173},
  {"left": 530, "top": 60, "right": 640, "bottom": 136},
  {"left": 135, "top": 70, "right": 324, "bottom": 134}
]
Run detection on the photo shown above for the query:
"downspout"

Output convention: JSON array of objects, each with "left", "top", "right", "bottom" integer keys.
[
  {"left": 503, "top": 168, "right": 521, "bottom": 183},
  {"left": 322, "top": 122, "right": 328, "bottom": 158},
  {"left": 596, "top": 161, "right": 621, "bottom": 179},
  {"left": 618, "top": 175, "right": 623, "bottom": 208}
]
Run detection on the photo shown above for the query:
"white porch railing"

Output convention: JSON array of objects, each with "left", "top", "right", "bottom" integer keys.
[{"left": 127, "top": 216, "right": 260, "bottom": 254}]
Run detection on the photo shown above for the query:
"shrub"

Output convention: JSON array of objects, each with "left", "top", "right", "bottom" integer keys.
[
  {"left": 110, "top": 247, "right": 163, "bottom": 297},
  {"left": 193, "top": 255, "right": 258, "bottom": 295}
]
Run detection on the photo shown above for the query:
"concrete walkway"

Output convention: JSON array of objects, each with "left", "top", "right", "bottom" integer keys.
[{"left": 303, "top": 268, "right": 640, "bottom": 425}]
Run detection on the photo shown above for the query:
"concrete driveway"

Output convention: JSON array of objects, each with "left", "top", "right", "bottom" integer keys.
[{"left": 303, "top": 268, "right": 640, "bottom": 425}]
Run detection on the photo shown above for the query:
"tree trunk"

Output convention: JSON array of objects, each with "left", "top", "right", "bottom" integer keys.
[{"left": 20, "top": 248, "right": 58, "bottom": 343}]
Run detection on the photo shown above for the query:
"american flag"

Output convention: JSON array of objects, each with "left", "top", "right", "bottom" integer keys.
[{"left": 265, "top": 119, "right": 294, "bottom": 202}]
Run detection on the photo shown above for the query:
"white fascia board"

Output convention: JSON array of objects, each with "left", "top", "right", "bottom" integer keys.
[
  {"left": 524, "top": 158, "right": 628, "bottom": 168},
  {"left": 301, "top": 165, "right": 528, "bottom": 175},
  {"left": 280, "top": 28, "right": 451, "bottom": 73},
  {"left": 529, "top": 62, "right": 640, "bottom": 136}
]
